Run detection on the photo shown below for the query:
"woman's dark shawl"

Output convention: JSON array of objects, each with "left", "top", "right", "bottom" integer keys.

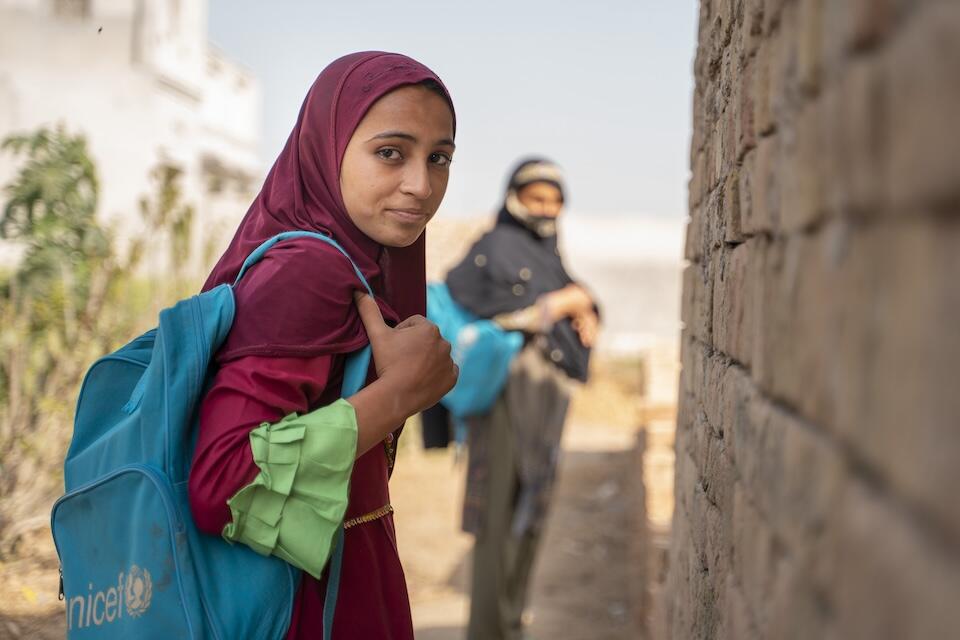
[{"left": 446, "top": 208, "right": 592, "bottom": 382}]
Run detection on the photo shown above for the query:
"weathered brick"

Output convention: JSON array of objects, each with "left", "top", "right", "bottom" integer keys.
[
  {"left": 832, "top": 480, "right": 960, "bottom": 639},
  {"left": 741, "top": 0, "right": 765, "bottom": 59},
  {"left": 819, "top": 55, "right": 886, "bottom": 217},
  {"left": 691, "top": 88, "right": 707, "bottom": 157},
  {"left": 684, "top": 214, "right": 702, "bottom": 263},
  {"left": 776, "top": 414, "right": 846, "bottom": 551},
  {"left": 821, "top": 0, "right": 897, "bottom": 58},
  {"left": 704, "top": 499, "right": 730, "bottom": 605},
  {"left": 712, "top": 241, "right": 753, "bottom": 365},
  {"left": 681, "top": 262, "right": 713, "bottom": 345},
  {"left": 832, "top": 217, "right": 960, "bottom": 539},
  {"left": 736, "top": 59, "right": 757, "bottom": 161},
  {"left": 719, "top": 363, "right": 755, "bottom": 465},
  {"left": 750, "top": 134, "right": 780, "bottom": 232},
  {"left": 704, "top": 434, "right": 736, "bottom": 519},
  {"left": 884, "top": 3, "right": 960, "bottom": 212},
  {"left": 766, "top": 549, "right": 835, "bottom": 640},
  {"left": 750, "top": 213, "right": 960, "bottom": 537},
  {"left": 689, "top": 478, "right": 711, "bottom": 573},
  {"left": 705, "top": 131, "right": 720, "bottom": 196},
  {"left": 722, "top": 170, "right": 743, "bottom": 243},
  {"left": 718, "top": 44, "right": 736, "bottom": 120},
  {"left": 780, "top": 100, "right": 826, "bottom": 231},
  {"left": 753, "top": 35, "right": 776, "bottom": 136},
  {"left": 720, "top": 101, "right": 739, "bottom": 181},
  {"left": 737, "top": 148, "right": 758, "bottom": 234},
  {"left": 764, "top": 0, "right": 787, "bottom": 34},
  {"left": 675, "top": 450, "right": 699, "bottom": 521},
  {"left": 690, "top": 148, "right": 708, "bottom": 209},
  {"left": 747, "top": 395, "right": 787, "bottom": 521},
  {"left": 666, "top": 520, "right": 692, "bottom": 639},
  {"left": 723, "top": 575, "right": 761, "bottom": 640},
  {"left": 798, "top": 0, "right": 824, "bottom": 96},
  {"left": 849, "top": 0, "right": 895, "bottom": 50},
  {"left": 679, "top": 330, "right": 700, "bottom": 401},
  {"left": 770, "top": 2, "right": 801, "bottom": 128},
  {"left": 750, "top": 230, "right": 834, "bottom": 424},
  {"left": 705, "top": 184, "right": 726, "bottom": 251},
  {"left": 732, "top": 485, "right": 779, "bottom": 635},
  {"left": 708, "top": 254, "right": 733, "bottom": 356},
  {"left": 746, "top": 233, "right": 781, "bottom": 394},
  {"left": 701, "top": 350, "right": 727, "bottom": 435},
  {"left": 819, "top": 0, "right": 850, "bottom": 84},
  {"left": 691, "top": 405, "right": 714, "bottom": 480}
]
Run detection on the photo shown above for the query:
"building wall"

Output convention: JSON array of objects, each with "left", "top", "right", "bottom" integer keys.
[
  {"left": 0, "top": 0, "right": 260, "bottom": 273},
  {"left": 669, "top": 1, "right": 960, "bottom": 638}
]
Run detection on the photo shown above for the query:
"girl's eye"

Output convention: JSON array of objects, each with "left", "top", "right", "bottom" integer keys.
[
  {"left": 430, "top": 152, "right": 452, "bottom": 167},
  {"left": 377, "top": 148, "right": 402, "bottom": 161}
]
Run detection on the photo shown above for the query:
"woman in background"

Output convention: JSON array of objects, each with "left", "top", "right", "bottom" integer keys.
[{"left": 446, "top": 158, "right": 599, "bottom": 640}]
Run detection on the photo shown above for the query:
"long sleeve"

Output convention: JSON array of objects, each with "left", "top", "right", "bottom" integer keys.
[
  {"left": 188, "top": 354, "right": 340, "bottom": 536},
  {"left": 222, "top": 399, "right": 357, "bottom": 578}
]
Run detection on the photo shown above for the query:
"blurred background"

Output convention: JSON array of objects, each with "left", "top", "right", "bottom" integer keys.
[{"left": 3, "top": 1, "right": 959, "bottom": 639}]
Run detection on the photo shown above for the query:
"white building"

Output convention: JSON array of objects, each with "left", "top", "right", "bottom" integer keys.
[{"left": 0, "top": 0, "right": 261, "bottom": 273}]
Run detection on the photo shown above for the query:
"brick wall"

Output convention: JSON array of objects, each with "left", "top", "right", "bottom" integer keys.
[{"left": 669, "top": 1, "right": 960, "bottom": 638}]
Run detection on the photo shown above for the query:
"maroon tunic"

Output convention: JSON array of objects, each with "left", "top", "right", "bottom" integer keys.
[{"left": 188, "top": 354, "right": 413, "bottom": 639}]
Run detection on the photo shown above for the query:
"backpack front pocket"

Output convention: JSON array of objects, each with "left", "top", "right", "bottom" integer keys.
[{"left": 51, "top": 464, "right": 207, "bottom": 639}]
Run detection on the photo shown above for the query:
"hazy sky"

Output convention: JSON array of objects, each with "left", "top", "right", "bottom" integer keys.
[{"left": 208, "top": 1, "right": 697, "bottom": 218}]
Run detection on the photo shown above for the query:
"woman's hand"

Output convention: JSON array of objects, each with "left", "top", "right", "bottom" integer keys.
[
  {"left": 541, "top": 284, "right": 595, "bottom": 322},
  {"left": 347, "top": 292, "right": 458, "bottom": 455},
  {"left": 572, "top": 310, "right": 600, "bottom": 348}
]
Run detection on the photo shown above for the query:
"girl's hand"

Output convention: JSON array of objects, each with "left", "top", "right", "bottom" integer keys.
[{"left": 353, "top": 292, "right": 458, "bottom": 415}]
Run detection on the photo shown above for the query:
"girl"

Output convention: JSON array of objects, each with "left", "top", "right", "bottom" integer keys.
[
  {"left": 446, "top": 158, "right": 599, "bottom": 640},
  {"left": 188, "top": 52, "right": 458, "bottom": 639}
]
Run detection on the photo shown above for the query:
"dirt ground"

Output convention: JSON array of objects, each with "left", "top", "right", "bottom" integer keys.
[
  {"left": 0, "top": 363, "right": 650, "bottom": 640},
  {"left": 393, "top": 416, "right": 644, "bottom": 640}
]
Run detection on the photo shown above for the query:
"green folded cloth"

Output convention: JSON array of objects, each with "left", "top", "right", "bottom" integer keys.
[{"left": 222, "top": 398, "right": 357, "bottom": 579}]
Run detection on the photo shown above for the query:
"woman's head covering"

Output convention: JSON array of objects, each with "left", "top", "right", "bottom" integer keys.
[
  {"left": 446, "top": 157, "right": 594, "bottom": 382},
  {"left": 497, "top": 157, "right": 566, "bottom": 238},
  {"left": 203, "top": 51, "right": 455, "bottom": 361}
]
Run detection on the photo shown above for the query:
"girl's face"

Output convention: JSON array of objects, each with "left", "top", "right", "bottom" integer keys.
[
  {"left": 517, "top": 181, "right": 564, "bottom": 218},
  {"left": 340, "top": 84, "right": 455, "bottom": 248}
]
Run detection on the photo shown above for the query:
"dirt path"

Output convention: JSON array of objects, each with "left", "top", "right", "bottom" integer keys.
[
  {"left": 0, "top": 418, "right": 643, "bottom": 640},
  {"left": 393, "top": 418, "right": 644, "bottom": 640}
]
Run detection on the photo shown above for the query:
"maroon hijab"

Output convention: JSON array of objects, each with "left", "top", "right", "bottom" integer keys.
[{"left": 203, "top": 52, "right": 455, "bottom": 361}]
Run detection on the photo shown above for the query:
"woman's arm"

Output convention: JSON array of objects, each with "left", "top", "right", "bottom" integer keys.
[{"left": 540, "top": 283, "right": 595, "bottom": 321}]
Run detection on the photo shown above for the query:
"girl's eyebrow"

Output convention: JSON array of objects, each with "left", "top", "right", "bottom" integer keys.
[{"left": 368, "top": 131, "right": 456, "bottom": 149}]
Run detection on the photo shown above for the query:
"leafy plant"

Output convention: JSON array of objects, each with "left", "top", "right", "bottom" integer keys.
[{"left": 0, "top": 126, "right": 199, "bottom": 555}]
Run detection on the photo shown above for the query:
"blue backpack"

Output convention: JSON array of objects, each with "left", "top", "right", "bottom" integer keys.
[
  {"left": 426, "top": 282, "right": 523, "bottom": 430},
  {"left": 50, "top": 231, "right": 371, "bottom": 639}
]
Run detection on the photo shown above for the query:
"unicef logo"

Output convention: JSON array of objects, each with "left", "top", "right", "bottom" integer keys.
[{"left": 124, "top": 565, "right": 153, "bottom": 618}]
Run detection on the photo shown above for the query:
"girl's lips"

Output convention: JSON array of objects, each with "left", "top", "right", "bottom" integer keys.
[{"left": 385, "top": 208, "right": 426, "bottom": 223}]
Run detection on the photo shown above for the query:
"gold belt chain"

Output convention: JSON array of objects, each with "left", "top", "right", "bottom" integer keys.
[{"left": 343, "top": 504, "right": 394, "bottom": 530}]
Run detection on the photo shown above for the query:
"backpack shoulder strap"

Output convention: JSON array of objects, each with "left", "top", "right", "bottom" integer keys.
[{"left": 233, "top": 230, "right": 374, "bottom": 297}]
